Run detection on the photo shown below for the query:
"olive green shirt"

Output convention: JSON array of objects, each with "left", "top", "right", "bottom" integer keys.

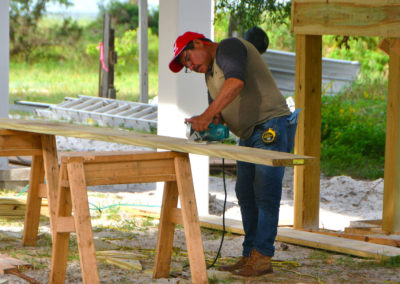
[{"left": 205, "top": 38, "right": 290, "bottom": 140}]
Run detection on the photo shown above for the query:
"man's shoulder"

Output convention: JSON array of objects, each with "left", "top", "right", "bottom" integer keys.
[{"left": 220, "top": 37, "right": 244, "bottom": 46}]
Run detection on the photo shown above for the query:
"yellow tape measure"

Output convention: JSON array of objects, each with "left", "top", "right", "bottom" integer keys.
[{"left": 262, "top": 128, "right": 276, "bottom": 144}]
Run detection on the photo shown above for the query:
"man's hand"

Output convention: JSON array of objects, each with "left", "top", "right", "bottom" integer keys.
[
  {"left": 185, "top": 113, "right": 213, "bottom": 132},
  {"left": 212, "top": 114, "right": 224, "bottom": 125}
]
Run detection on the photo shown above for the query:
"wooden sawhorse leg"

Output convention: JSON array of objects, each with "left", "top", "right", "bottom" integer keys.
[
  {"left": 154, "top": 155, "right": 208, "bottom": 284},
  {"left": 50, "top": 160, "right": 100, "bottom": 284},
  {"left": 50, "top": 151, "right": 207, "bottom": 284},
  {"left": 22, "top": 134, "right": 59, "bottom": 246},
  {"left": 0, "top": 130, "right": 59, "bottom": 247}
]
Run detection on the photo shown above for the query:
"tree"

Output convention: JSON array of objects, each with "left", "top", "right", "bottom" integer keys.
[
  {"left": 215, "top": 0, "right": 291, "bottom": 36},
  {"left": 10, "top": 0, "right": 73, "bottom": 59}
]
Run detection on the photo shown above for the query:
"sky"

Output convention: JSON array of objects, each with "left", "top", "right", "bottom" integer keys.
[{"left": 47, "top": 0, "right": 159, "bottom": 16}]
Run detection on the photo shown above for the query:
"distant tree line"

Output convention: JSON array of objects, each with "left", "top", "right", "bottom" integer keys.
[{"left": 9, "top": 0, "right": 159, "bottom": 61}]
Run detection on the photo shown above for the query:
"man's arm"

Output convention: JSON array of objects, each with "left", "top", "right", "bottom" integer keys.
[{"left": 185, "top": 77, "right": 244, "bottom": 131}]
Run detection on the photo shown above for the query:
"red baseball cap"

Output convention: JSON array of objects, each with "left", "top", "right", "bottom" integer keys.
[{"left": 169, "top": 31, "right": 206, "bottom": 73}]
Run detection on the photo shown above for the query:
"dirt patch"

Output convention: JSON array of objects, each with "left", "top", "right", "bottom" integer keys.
[{"left": 0, "top": 192, "right": 399, "bottom": 284}]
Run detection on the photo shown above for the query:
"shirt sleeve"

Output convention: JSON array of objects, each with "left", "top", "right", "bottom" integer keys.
[{"left": 216, "top": 38, "right": 247, "bottom": 82}]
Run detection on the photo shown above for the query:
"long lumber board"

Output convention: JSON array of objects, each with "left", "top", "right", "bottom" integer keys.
[
  {"left": 291, "top": 0, "right": 400, "bottom": 37},
  {"left": 198, "top": 215, "right": 400, "bottom": 260},
  {"left": 0, "top": 118, "right": 313, "bottom": 167}
]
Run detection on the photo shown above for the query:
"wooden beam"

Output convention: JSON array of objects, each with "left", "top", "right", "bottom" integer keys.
[
  {"left": 67, "top": 161, "right": 100, "bottom": 284},
  {"left": 196, "top": 215, "right": 400, "bottom": 260},
  {"left": 294, "top": 34, "right": 322, "bottom": 230},
  {"left": 153, "top": 181, "right": 179, "bottom": 279},
  {"left": 379, "top": 38, "right": 400, "bottom": 56},
  {"left": 0, "top": 119, "right": 313, "bottom": 167},
  {"left": 291, "top": 0, "right": 400, "bottom": 37},
  {"left": 56, "top": 217, "right": 75, "bottom": 233},
  {"left": 383, "top": 39, "right": 400, "bottom": 233},
  {"left": 277, "top": 228, "right": 400, "bottom": 260},
  {"left": 41, "top": 135, "right": 60, "bottom": 244},
  {"left": 22, "top": 155, "right": 44, "bottom": 246},
  {"left": 174, "top": 155, "right": 208, "bottom": 284}
]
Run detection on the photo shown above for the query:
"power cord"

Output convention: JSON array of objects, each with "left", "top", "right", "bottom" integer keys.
[{"left": 207, "top": 158, "right": 227, "bottom": 269}]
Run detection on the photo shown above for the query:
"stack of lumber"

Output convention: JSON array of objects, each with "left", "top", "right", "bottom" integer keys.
[{"left": 0, "top": 198, "right": 48, "bottom": 218}]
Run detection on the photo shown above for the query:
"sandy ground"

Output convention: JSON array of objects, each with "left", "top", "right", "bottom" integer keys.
[{"left": 0, "top": 136, "right": 399, "bottom": 283}]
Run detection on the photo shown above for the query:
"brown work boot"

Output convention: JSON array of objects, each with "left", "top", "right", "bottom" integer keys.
[
  {"left": 233, "top": 249, "right": 273, "bottom": 277},
  {"left": 218, "top": 256, "right": 249, "bottom": 272}
]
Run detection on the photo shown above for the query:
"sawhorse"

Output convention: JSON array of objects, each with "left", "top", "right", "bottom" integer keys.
[
  {"left": 50, "top": 151, "right": 208, "bottom": 284},
  {"left": 0, "top": 130, "right": 59, "bottom": 246}
]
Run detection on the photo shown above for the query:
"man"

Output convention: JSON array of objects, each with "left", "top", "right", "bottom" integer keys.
[{"left": 169, "top": 31, "right": 298, "bottom": 277}]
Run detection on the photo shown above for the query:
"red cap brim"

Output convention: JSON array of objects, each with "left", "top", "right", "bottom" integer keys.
[{"left": 169, "top": 57, "right": 184, "bottom": 73}]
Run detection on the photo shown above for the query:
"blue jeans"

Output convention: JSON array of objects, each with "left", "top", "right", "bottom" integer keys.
[{"left": 235, "top": 111, "right": 298, "bottom": 257}]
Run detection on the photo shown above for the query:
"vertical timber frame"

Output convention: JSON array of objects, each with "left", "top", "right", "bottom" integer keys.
[
  {"left": 292, "top": 0, "right": 400, "bottom": 232},
  {"left": 383, "top": 40, "right": 400, "bottom": 233},
  {"left": 294, "top": 35, "right": 322, "bottom": 230}
]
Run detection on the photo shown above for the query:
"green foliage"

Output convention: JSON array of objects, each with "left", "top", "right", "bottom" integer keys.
[
  {"left": 85, "top": 28, "right": 158, "bottom": 70},
  {"left": 323, "top": 36, "right": 389, "bottom": 80},
  {"left": 321, "top": 79, "right": 387, "bottom": 179},
  {"left": 9, "top": 0, "right": 73, "bottom": 60},
  {"left": 215, "top": 0, "right": 291, "bottom": 35},
  {"left": 97, "top": 0, "right": 159, "bottom": 35}
]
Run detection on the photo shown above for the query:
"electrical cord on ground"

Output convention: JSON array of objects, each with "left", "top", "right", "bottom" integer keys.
[{"left": 207, "top": 158, "right": 227, "bottom": 269}]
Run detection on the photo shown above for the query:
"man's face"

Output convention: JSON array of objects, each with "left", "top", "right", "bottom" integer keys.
[{"left": 179, "top": 39, "right": 212, "bottom": 74}]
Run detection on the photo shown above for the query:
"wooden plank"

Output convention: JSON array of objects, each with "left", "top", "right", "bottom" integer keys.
[
  {"left": 174, "top": 155, "right": 208, "bottom": 284},
  {"left": 0, "top": 149, "right": 43, "bottom": 156},
  {"left": 0, "top": 253, "right": 31, "bottom": 274},
  {"left": 50, "top": 163, "right": 73, "bottom": 284},
  {"left": 291, "top": 0, "right": 400, "bottom": 37},
  {"left": 56, "top": 216, "right": 75, "bottom": 233},
  {"left": 276, "top": 228, "right": 400, "bottom": 260},
  {"left": 0, "top": 119, "right": 313, "bottom": 167},
  {"left": 294, "top": 35, "right": 322, "bottom": 230},
  {"left": 41, "top": 134, "right": 60, "bottom": 244},
  {"left": 22, "top": 155, "right": 44, "bottom": 246},
  {"left": 0, "top": 133, "right": 42, "bottom": 151},
  {"left": 196, "top": 215, "right": 400, "bottom": 260},
  {"left": 61, "top": 150, "right": 183, "bottom": 163},
  {"left": 67, "top": 161, "right": 100, "bottom": 284},
  {"left": 309, "top": 230, "right": 400, "bottom": 247},
  {"left": 169, "top": 208, "right": 183, "bottom": 225},
  {"left": 153, "top": 181, "right": 179, "bottom": 279},
  {"left": 83, "top": 159, "right": 176, "bottom": 185},
  {"left": 37, "top": 183, "right": 47, "bottom": 199},
  {"left": 383, "top": 41, "right": 400, "bottom": 234}
]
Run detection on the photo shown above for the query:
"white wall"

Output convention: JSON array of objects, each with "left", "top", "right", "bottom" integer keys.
[
  {"left": 158, "top": 0, "right": 213, "bottom": 216},
  {"left": 0, "top": 0, "right": 9, "bottom": 170}
]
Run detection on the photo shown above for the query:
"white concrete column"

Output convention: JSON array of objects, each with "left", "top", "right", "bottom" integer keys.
[
  {"left": 158, "top": 0, "right": 213, "bottom": 216},
  {"left": 0, "top": 1, "right": 9, "bottom": 170}
]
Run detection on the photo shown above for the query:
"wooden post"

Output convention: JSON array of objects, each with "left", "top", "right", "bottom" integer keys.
[
  {"left": 49, "top": 163, "right": 73, "bottom": 284},
  {"left": 22, "top": 155, "right": 44, "bottom": 246},
  {"left": 153, "top": 181, "right": 179, "bottom": 278},
  {"left": 41, "top": 134, "right": 60, "bottom": 244},
  {"left": 138, "top": 0, "right": 149, "bottom": 103},
  {"left": 99, "top": 12, "right": 116, "bottom": 99},
  {"left": 174, "top": 155, "right": 208, "bottom": 284},
  {"left": 67, "top": 160, "right": 100, "bottom": 284},
  {"left": 383, "top": 38, "right": 400, "bottom": 233},
  {"left": 294, "top": 34, "right": 322, "bottom": 230}
]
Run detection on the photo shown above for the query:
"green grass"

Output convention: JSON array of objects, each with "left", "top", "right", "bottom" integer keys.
[
  {"left": 9, "top": 60, "right": 158, "bottom": 104},
  {"left": 320, "top": 78, "right": 387, "bottom": 179}
]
